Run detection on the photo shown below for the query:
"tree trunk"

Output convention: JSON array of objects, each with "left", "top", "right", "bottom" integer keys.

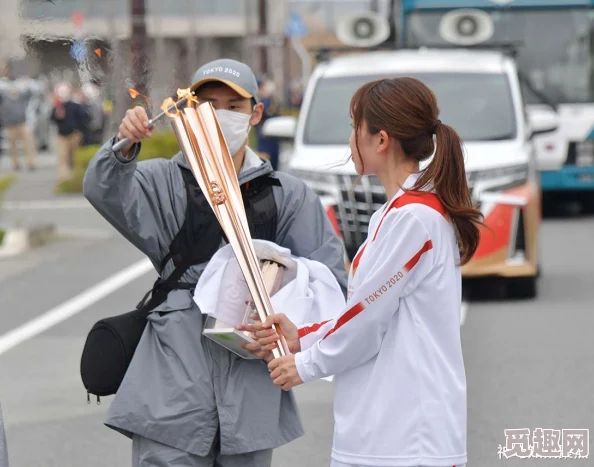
[
  {"left": 130, "top": 0, "right": 149, "bottom": 95},
  {"left": 387, "top": 0, "right": 398, "bottom": 47},
  {"left": 259, "top": 0, "right": 268, "bottom": 76}
]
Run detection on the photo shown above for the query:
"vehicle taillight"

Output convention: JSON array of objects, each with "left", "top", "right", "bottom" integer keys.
[{"left": 326, "top": 205, "right": 342, "bottom": 238}]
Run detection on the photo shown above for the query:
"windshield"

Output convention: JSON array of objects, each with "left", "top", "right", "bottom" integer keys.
[
  {"left": 405, "top": 8, "right": 594, "bottom": 104},
  {"left": 304, "top": 73, "right": 517, "bottom": 145}
]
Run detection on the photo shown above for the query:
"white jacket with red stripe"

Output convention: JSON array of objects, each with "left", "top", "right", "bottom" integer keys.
[{"left": 295, "top": 174, "right": 467, "bottom": 467}]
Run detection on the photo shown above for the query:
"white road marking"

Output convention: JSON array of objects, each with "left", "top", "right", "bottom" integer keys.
[
  {"left": 460, "top": 301, "right": 469, "bottom": 326},
  {"left": 2, "top": 199, "right": 92, "bottom": 210},
  {"left": 0, "top": 258, "right": 153, "bottom": 356}
]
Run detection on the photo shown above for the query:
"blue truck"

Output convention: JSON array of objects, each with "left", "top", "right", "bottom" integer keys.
[{"left": 400, "top": 0, "right": 594, "bottom": 209}]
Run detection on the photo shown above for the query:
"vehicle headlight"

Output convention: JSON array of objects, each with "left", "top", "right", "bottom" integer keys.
[
  {"left": 574, "top": 141, "right": 594, "bottom": 166},
  {"left": 467, "top": 163, "right": 529, "bottom": 190}
]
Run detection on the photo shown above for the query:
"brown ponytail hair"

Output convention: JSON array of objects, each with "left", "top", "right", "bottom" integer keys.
[{"left": 350, "top": 77, "right": 484, "bottom": 265}]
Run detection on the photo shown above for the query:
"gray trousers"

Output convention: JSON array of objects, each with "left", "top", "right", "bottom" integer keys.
[{"left": 132, "top": 435, "right": 273, "bottom": 467}]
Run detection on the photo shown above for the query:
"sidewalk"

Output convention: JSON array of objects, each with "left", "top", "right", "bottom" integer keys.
[
  {"left": 0, "top": 149, "right": 113, "bottom": 240},
  {"left": 0, "top": 149, "right": 115, "bottom": 283},
  {"left": 0, "top": 149, "right": 57, "bottom": 173},
  {"left": 0, "top": 151, "right": 71, "bottom": 204}
]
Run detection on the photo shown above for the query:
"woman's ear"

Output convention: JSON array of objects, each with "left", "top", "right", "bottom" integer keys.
[{"left": 377, "top": 130, "right": 390, "bottom": 153}]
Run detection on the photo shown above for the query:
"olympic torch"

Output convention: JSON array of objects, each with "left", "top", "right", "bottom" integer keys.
[{"left": 167, "top": 94, "right": 289, "bottom": 359}]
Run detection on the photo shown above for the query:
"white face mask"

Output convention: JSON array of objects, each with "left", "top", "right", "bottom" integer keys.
[{"left": 215, "top": 109, "right": 252, "bottom": 155}]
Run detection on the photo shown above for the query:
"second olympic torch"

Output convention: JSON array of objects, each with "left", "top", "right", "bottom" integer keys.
[{"left": 168, "top": 99, "right": 289, "bottom": 359}]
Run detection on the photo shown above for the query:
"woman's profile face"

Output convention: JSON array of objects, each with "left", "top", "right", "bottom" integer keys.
[
  {"left": 349, "top": 120, "right": 377, "bottom": 176},
  {"left": 349, "top": 127, "right": 363, "bottom": 175}
]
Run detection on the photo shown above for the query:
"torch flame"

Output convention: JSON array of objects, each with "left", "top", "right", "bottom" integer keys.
[
  {"left": 129, "top": 88, "right": 152, "bottom": 104},
  {"left": 177, "top": 87, "right": 199, "bottom": 105},
  {"left": 161, "top": 97, "right": 180, "bottom": 117},
  {"left": 160, "top": 87, "right": 197, "bottom": 119}
]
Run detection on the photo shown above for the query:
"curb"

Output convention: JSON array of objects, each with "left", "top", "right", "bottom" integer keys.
[{"left": 0, "top": 224, "right": 56, "bottom": 258}]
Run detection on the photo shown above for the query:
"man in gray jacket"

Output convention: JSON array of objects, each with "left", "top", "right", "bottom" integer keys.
[{"left": 83, "top": 58, "right": 347, "bottom": 466}]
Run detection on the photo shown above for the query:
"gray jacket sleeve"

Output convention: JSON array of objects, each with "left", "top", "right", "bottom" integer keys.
[
  {"left": 274, "top": 173, "right": 348, "bottom": 295},
  {"left": 82, "top": 138, "right": 184, "bottom": 267}
]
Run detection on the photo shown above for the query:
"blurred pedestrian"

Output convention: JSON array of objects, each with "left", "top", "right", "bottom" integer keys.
[
  {"left": 0, "top": 92, "right": 3, "bottom": 158},
  {"left": 0, "top": 78, "right": 36, "bottom": 171},
  {"left": 81, "top": 83, "right": 107, "bottom": 145},
  {"left": 0, "top": 402, "right": 8, "bottom": 466},
  {"left": 256, "top": 78, "right": 281, "bottom": 170},
  {"left": 51, "top": 82, "right": 89, "bottom": 181},
  {"left": 289, "top": 78, "right": 303, "bottom": 109}
]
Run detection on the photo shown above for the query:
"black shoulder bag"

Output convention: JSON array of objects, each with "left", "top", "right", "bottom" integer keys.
[{"left": 79, "top": 267, "right": 194, "bottom": 402}]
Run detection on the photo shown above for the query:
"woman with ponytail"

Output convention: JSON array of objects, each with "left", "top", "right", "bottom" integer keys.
[{"left": 241, "top": 77, "right": 482, "bottom": 467}]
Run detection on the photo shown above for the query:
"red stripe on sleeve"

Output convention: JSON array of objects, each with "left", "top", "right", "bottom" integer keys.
[
  {"left": 322, "top": 302, "right": 366, "bottom": 340},
  {"left": 319, "top": 240, "right": 432, "bottom": 342},
  {"left": 372, "top": 199, "right": 399, "bottom": 242},
  {"left": 351, "top": 243, "right": 367, "bottom": 276},
  {"left": 298, "top": 320, "right": 331, "bottom": 338},
  {"left": 404, "top": 240, "right": 433, "bottom": 272}
]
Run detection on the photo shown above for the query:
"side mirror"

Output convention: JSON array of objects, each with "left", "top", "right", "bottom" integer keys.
[
  {"left": 262, "top": 116, "right": 297, "bottom": 141},
  {"left": 527, "top": 106, "right": 558, "bottom": 137}
]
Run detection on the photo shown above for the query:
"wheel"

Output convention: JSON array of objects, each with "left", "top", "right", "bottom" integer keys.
[
  {"left": 581, "top": 194, "right": 594, "bottom": 215},
  {"left": 507, "top": 276, "right": 537, "bottom": 299}
]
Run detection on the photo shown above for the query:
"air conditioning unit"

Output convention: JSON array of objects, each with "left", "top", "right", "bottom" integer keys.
[
  {"left": 335, "top": 12, "right": 391, "bottom": 48},
  {"left": 439, "top": 9, "right": 495, "bottom": 46}
]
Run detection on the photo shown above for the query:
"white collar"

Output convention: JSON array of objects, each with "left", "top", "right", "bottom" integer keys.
[
  {"left": 239, "top": 147, "right": 264, "bottom": 175},
  {"left": 384, "top": 172, "right": 422, "bottom": 208}
]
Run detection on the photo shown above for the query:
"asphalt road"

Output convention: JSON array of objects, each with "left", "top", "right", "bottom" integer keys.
[{"left": 0, "top": 167, "right": 593, "bottom": 467}]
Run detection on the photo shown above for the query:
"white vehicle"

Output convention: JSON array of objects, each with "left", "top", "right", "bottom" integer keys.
[{"left": 264, "top": 48, "right": 558, "bottom": 298}]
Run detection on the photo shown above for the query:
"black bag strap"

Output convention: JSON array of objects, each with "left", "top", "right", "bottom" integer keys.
[
  {"left": 136, "top": 258, "right": 197, "bottom": 312},
  {"left": 158, "top": 167, "right": 226, "bottom": 271}
]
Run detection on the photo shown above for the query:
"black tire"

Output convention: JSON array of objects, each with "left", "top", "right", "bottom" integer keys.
[
  {"left": 581, "top": 194, "right": 594, "bottom": 215},
  {"left": 536, "top": 263, "right": 542, "bottom": 279},
  {"left": 507, "top": 276, "right": 537, "bottom": 299}
]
